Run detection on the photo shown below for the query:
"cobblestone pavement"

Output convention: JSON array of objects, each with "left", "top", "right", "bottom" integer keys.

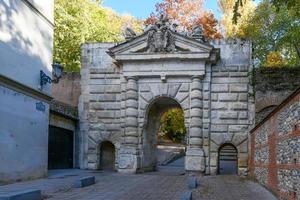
[{"left": 0, "top": 169, "right": 277, "bottom": 200}]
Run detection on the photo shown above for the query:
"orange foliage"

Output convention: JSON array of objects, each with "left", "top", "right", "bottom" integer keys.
[
  {"left": 195, "top": 11, "right": 222, "bottom": 39},
  {"left": 265, "top": 51, "right": 287, "bottom": 67},
  {"left": 145, "top": 0, "right": 222, "bottom": 39}
]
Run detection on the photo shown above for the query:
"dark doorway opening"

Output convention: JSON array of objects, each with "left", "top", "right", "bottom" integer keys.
[
  {"left": 218, "top": 144, "right": 238, "bottom": 175},
  {"left": 48, "top": 126, "right": 74, "bottom": 169},
  {"left": 100, "top": 141, "right": 115, "bottom": 171}
]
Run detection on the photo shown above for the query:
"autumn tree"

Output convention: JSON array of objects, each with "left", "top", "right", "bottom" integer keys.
[
  {"left": 265, "top": 51, "right": 286, "bottom": 67},
  {"left": 145, "top": 0, "right": 222, "bottom": 39},
  {"left": 218, "top": 0, "right": 256, "bottom": 38},
  {"left": 54, "top": 0, "right": 142, "bottom": 72}
]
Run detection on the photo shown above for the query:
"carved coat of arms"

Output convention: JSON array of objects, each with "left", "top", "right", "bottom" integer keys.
[{"left": 146, "top": 15, "right": 175, "bottom": 53}]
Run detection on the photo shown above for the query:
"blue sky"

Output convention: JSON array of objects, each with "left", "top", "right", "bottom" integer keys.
[{"left": 102, "top": 0, "right": 221, "bottom": 20}]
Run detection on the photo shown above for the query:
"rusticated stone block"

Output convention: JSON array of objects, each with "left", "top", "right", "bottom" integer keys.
[
  {"left": 230, "top": 102, "right": 248, "bottom": 110},
  {"left": 219, "top": 111, "right": 238, "bottom": 119},
  {"left": 218, "top": 93, "right": 238, "bottom": 101},
  {"left": 229, "top": 84, "right": 248, "bottom": 92},
  {"left": 211, "top": 102, "right": 228, "bottom": 110},
  {"left": 211, "top": 84, "right": 229, "bottom": 92}
]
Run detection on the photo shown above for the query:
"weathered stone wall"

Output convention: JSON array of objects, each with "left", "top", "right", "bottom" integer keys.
[
  {"left": 79, "top": 43, "right": 122, "bottom": 169},
  {"left": 255, "top": 67, "right": 300, "bottom": 124},
  {"left": 51, "top": 72, "right": 80, "bottom": 169},
  {"left": 249, "top": 87, "right": 300, "bottom": 199},
  {"left": 52, "top": 72, "right": 81, "bottom": 107},
  {"left": 207, "top": 40, "right": 254, "bottom": 175}
]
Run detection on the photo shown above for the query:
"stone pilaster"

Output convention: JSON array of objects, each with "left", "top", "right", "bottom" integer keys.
[
  {"left": 185, "top": 75, "right": 205, "bottom": 172},
  {"left": 124, "top": 76, "right": 139, "bottom": 145},
  {"left": 118, "top": 76, "right": 140, "bottom": 173}
]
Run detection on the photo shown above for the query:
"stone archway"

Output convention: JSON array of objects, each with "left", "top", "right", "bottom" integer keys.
[
  {"left": 141, "top": 97, "right": 186, "bottom": 171},
  {"left": 116, "top": 74, "right": 208, "bottom": 173},
  {"left": 99, "top": 141, "right": 116, "bottom": 171},
  {"left": 218, "top": 143, "right": 238, "bottom": 175},
  {"left": 80, "top": 15, "right": 255, "bottom": 175}
]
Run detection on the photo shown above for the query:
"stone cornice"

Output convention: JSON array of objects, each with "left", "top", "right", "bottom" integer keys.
[
  {"left": 50, "top": 100, "right": 78, "bottom": 120},
  {"left": 114, "top": 52, "right": 212, "bottom": 62},
  {"left": 122, "top": 71, "right": 205, "bottom": 79},
  {"left": 0, "top": 74, "right": 53, "bottom": 102}
]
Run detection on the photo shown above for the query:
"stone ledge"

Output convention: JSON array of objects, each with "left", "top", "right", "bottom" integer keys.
[
  {"left": 0, "top": 74, "right": 52, "bottom": 103},
  {"left": 50, "top": 100, "right": 78, "bottom": 120}
]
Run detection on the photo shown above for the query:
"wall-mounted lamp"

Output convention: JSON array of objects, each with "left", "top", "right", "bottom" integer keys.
[
  {"left": 40, "top": 63, "right": 63, "bottom": 89},
  {"left": 51, "top": 63, "right": 63, "bottom": 83}
]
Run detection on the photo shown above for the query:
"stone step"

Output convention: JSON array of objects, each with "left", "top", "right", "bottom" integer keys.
[
  {"left": 0, "top": 189, "right": 41, "bottom": 200},
  {"left": 73, "top": 176, "right": 95, "bottom": 188}
]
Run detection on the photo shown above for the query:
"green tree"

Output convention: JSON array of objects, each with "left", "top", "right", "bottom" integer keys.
[
  {"left": 244, "top": 0, "right": 300, "bottom": 67},
  {"left": 218, "top": 0, "right": 256, "bottom": 38},
  {"left": 54, "top": 0, "right": 142, "bottom": 72},
  {"left": 271, "top": 0, "right": 300, "bottom": 18},
  {"left": 160, "top": 108, "right": 186, "bottom": 143},
  {"left": 233, "top": 0, "right": 300, "bottom": 23}
]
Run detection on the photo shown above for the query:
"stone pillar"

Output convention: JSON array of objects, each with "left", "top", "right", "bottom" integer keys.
[
  {"left": 185, "top": 75, "right": 205, "bottom": 172},
  {"left": 118, "top": 76, "right": 140, "bottom": 173}
]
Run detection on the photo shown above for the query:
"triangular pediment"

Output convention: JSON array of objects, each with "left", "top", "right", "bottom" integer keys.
[
  {"left": 109, "top": 31, "right": 213, "bottom": 56},
  {"left": 108, "top": 15, "right": 219, "bottom": 63}
]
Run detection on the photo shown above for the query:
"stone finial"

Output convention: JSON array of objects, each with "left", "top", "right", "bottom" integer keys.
[
  {"left": 191, "top": 25, "right": 205, "bottom": 42},
  {"left": 124, "top": 27, "right": 136, "bottom": 41}
]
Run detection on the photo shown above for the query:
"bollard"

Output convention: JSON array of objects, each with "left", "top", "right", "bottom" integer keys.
[
  {"left": 180, "top": 191, "right": 192, "bottom": 200},
  {"left": 188, "top": 176, "right": 197, "bottom": 189}
]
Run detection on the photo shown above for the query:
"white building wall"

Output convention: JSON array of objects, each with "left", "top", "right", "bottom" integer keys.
[
  {"left": 0, "top": 0, "right": 53, "bottom": 93},
  {"left": 0, "top": 86, "right": 50, "bottom": 183},
  {"left": 0, "top": 0, "right": 54, "bottom": 184}
]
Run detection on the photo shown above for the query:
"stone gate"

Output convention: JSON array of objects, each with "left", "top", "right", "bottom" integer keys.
[{"left": 79, "top": 17, "right": 255, "bottom": 175}]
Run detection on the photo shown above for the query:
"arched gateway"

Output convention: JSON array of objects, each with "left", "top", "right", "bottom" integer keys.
[
  {"left": 99, "top": 141, "right": 116, "bottom": 171},
  {"left": 142, "top": 97, "right": 186, "bottom": 171},
  {"left": 79, "top": 16, "right": 254, "bottom": 175},
  {"left": 218, "top": 144, "right": 238, "bottom": 175}
]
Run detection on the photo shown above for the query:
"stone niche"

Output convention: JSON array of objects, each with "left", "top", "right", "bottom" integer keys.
[{"left": 79, "top": 16, "right": 254, "bottom": 175}]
